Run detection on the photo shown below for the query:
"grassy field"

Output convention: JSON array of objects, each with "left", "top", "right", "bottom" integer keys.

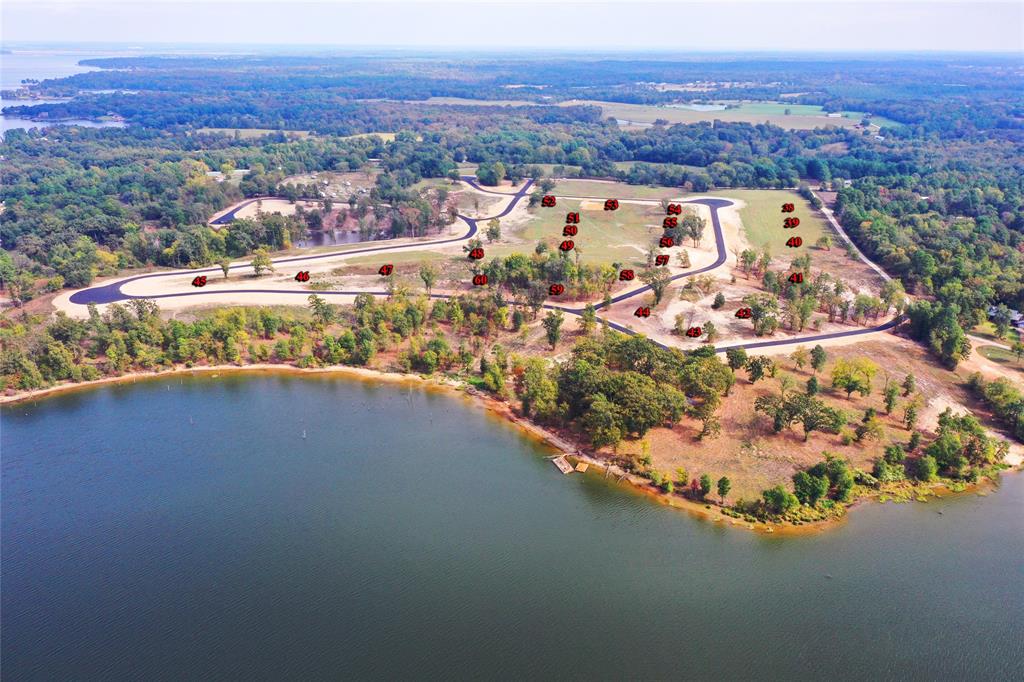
[
  {"left": 978, "top": 345, "right": 1023, "bottom": 371},
  {"left": 705, "top": 189, "right": 827, "bottom": 252},
  {"left": 492, "top": 198, "right": 663, "bottom": 266},
  {"left": 552, "top": 179, "right": 682, "bottom": 200},
  {"left": 196, "top": 127, "right": 311, "bottom": 139},
  {"left": 340, "top": 132, "right": 396, "bottom": 141},
  {"left": 342, "top": 250, "right": 450, "bottom": 267},
  {"left": 557, "top": 100, "right": 901, "bottom": 130},
  {"left": 408, "top": 177, "right": 458, "bottom": 193},
  {"left": 410, "top": 97, "right": 901, "bottom": 129}
]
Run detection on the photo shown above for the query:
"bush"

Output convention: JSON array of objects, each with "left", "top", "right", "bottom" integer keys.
[
  {"left": 912, "top": 455, "right": 938, "bottom": 482},
  {"left": 873, "top": 458, "right": 905, "bottom": 483},
  {"left": 884, "top": 443, "right": 906, "bottom": 465},
  {"left": 762, "top": 485, "right": 799, "bottom": 515}
]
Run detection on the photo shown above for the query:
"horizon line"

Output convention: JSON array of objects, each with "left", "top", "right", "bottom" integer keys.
[{"left": 2, "top": 41, "right": 1022, "bottom": 56}]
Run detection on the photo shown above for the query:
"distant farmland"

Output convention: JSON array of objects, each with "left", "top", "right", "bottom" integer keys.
[
  {"left": 413, "top": 97, "right": 900, "bottom": 130},
  {"left": 561, "top": 100, "right": 901, "bottom": 130}
]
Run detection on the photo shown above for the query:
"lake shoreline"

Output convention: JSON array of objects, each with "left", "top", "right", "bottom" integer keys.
[{"left": 3, "top": 363, "right": 1016, "bottom": 534}]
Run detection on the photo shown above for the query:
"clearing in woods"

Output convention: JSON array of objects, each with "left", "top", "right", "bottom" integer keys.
[
  {"left": 705, "top": 189, "right": 826, "bottom": 252},
  {"left": 551, "top": 178, "right": 683, "bottom": 201},
  {"left": 492, "top": 198, "right": 665, "bottom": 265}
]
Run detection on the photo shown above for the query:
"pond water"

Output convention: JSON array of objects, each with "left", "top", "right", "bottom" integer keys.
[{"left": 2, "top": 374, "right": 1023, "bottom": 679}]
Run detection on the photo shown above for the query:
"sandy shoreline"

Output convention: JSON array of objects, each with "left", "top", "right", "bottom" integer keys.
[{"left": 4, "top": 363, "right": 1018, "bottom": 534}]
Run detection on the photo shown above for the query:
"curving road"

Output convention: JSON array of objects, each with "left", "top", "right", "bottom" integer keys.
[{"left": 68, "top": 177, "right": 899, "bottom": 353}]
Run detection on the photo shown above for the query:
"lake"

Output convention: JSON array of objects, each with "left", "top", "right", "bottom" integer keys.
[
  {"left": 2, "top": 373, "right": 1023, "bottom": 680},
  {"left": 1, "top": 50, "right": 125, "bottom": 134}
]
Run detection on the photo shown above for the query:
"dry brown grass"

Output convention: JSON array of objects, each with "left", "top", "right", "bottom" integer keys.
[{"left": 607, "top": 335, "right": 1007, "bottom": 500}]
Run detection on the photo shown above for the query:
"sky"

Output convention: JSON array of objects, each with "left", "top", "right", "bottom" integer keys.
[{"left": 2, "top": 0, "right": 1022, "bottom": 53}]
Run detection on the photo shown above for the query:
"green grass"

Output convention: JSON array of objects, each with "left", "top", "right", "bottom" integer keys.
[
  {"left": 970, "top": 321, "right": 1004, "bottom": 343},
  {"left": 343, "top": 250, "right": 450, "bottom": 267},
  {"left": 705, "top": 189, "right": 827, "bottom": 252},
  {"left": 552, "top": 179, "right": 681, "bottom": 201},
  {"left": 978, "top": 345, "right": 1023, "bottom": 370},
  {"left": 408, "top": 177, "right": 457, "bottom": 193},
  {"left": 558, "top": 100, "right": 902, "bottom": 131},
  {"left": 492, "top": 198, "right": 663, "bottom": 266}
]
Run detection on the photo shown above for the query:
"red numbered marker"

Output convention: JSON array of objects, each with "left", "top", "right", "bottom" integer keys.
[
  {"left": 558, "top": 240, "right": 575, "bottom": 252},
  {"left": 781, "top": 203, "right": 795, "bottom": 213},
  {"left": 786, "top": 236, "right": 803, "bottom": 248},
  {"left": 604, "top": 199, "right": 619, "bottom": 211},
  {"left": 378, "top": 264, "right": 393, "bottom": 276},
  {"left": 191, "top": 276, "right": 207, "bottom": 288},
  {"left": 619, "top": 269, "right": 635, "bottom": 281},
  {"left": 685, "top": 326, "right": 703, "bottom": 338},
  {"left": 541, "top": 195, "right": 557, "bottom": 207},
  {"left": 735, "top": 307, "right": 752, "bottom": 319},
  {"left": 295, "top": 271, "right": 310, "bottom": 282},
  {"left": 468, "top": 248, "right": 484, "bottom": 260},
  {"left": 789, "top": 272, "right": 804, "bottom": 284},
  {"left": 667, "top": 203, "right": 682, "bottom": 215},
  {"left": 663, "top": 216, "right": 678, "bottom": 229},
  {"left": 634, "top": 307, "right": 651, "bottom": 318},
  {"left": 784, "top": 217, "right": 801, "bottom": 229},
  {"left": 565, "top": 212, "right": 580, "bottom": 223},
  {"left": 472, "top": 274, "right": 488, "bottom": 286},
  {"left": 549, "top": 283, "right": 565, "bottom": 296},
  {"left": 563, "top": 225, "right": 578, "bottom": 236},
  {"left": 659, "top": 236, "right": 675, "bottom": 248},
  {"left": 655, "top": 255, "right": 669, "bottom": 266}
]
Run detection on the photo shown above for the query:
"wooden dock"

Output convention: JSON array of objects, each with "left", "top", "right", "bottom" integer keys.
[{"left": 552, "top": 456, "right": 574, "bottom": 474}]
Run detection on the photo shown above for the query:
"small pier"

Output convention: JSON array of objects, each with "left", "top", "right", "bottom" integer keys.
[{"left": 551, "top": 456, "right": 574, "bottom": 474}]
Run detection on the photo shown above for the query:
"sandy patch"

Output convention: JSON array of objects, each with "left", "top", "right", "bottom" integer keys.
[{"left": 231, "top": 199, "right": 320, "bottom": 221}]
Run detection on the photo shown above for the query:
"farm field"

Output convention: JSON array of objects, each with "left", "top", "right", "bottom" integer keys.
[
  {"left": 559, "top": 100, "right": 897, "bottom": 130},
  {"left": 410, "top": 96, "right": 901, "bottom": 129}
]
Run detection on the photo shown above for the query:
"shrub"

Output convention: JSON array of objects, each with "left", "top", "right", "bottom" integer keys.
[{"left": 912, "top": 455, "right": 938, "bottom": 482}]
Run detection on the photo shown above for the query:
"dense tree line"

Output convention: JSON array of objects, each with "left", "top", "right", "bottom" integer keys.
[{"left": 968, "top": 373, "right": 1024, "bottom": 442}]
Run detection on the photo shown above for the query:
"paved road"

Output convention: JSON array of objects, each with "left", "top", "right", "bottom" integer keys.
[{"left": 68, "top": 177, "right": 899, "bottom": 352}]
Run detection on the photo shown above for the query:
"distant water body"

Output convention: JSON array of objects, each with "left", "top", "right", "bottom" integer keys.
[
  {"left": 0, "top": 50, "right": 125, "bottom": 134},
  {"left": 3, "top": 373, "right": 1023, "bottom": 680}
]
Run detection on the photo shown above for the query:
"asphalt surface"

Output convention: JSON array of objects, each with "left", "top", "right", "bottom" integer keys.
[{"left": 68, "top": 177, "right": 899, "bottom": 352}]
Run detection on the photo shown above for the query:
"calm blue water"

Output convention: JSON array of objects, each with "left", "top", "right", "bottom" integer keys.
[
  {"left": 0, "top": 50, "right": 125, "bottom": 134},
  {"left": 3, "top": 373, "right": 1023, "bottom": 680},
  {"left": 0, "top": 51, "right": 100, "bottom": 90}
]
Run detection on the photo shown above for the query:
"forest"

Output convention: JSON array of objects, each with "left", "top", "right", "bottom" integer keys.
[{"left": 2, "top": 52, "right": 1022, "bottom": 374}]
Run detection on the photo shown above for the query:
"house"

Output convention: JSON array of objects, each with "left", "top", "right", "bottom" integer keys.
[{"left": 988, "top": 305, "right": 1024, "bottom": 329}]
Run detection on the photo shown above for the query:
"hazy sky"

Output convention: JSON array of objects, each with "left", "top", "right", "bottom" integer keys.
[{"left": 3, "top": 0, "right": 1022, "bottom": 52}]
